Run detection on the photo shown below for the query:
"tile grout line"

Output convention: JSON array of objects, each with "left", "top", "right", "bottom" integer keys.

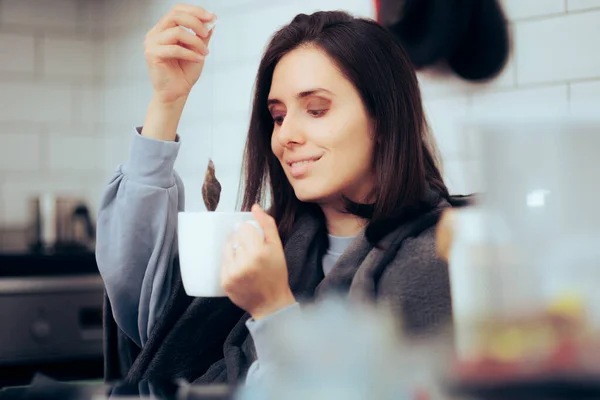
[
  {"left": 34, "top": 30, "right": 44, "bottom": 81},
  {"left": 566, "top": 82, "right": 572, "bottom": 113},
  {"left": 511, "top": 6, "right": 600, "bottom": 23}
]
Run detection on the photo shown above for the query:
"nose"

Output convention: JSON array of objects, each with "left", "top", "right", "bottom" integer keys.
[{"left": 276, "top": 113, "right": 305, "bottom": 148}]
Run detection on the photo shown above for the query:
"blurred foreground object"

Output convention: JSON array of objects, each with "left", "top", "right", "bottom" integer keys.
[
  {"left": 445, "top": 115, "right": 600, "bottom": 398},
  {"left": 376, "top": 0, "right": 510, "bottom": 81},
  {"left": 236, "top": 296, "right": 451, "bottom": 400},
  {"left": 436, "top": 209, "right": 455, "bottom": 263}
]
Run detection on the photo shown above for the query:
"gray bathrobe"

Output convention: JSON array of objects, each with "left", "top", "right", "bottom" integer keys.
[{"left": 103, "top": 201, "right": 452, "bottom": 385}]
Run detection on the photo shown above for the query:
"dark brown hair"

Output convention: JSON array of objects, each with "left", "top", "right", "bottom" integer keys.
[{"left": 240, "top": 11, "right": 448, "bottom": 244}]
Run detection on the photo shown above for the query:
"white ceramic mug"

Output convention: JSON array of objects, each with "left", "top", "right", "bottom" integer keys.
[{"left": 177, "top": 211, "right": 262, "bottom": 297}]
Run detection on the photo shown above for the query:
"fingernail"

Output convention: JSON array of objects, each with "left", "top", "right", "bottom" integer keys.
[
  {"left": 196, "top": 55, "right": 205, "bottom": 62},
  {"left": 203, "top": 47, "right": 210, "bottom": 55},
  {"left": 205, "top": 19, "right": 217, "bottom": 32}
]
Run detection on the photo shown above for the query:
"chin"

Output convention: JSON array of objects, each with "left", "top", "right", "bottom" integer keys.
[{"left": 290, "top": 180, "right": 333, "bottom": 203}]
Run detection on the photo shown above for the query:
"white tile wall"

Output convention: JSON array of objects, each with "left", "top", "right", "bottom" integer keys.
[
  {"left": 102, "top": 82, "right": 154, "bottom": 125},
  {"left": 102, "top": 128, "right": 134, "bottom": 172},
  {"left": 0, "top": 82, "right": 73, "bottom": 122},
  {"left": 424, "top": 96, "right": 471, "bottom": 158},
  {"left": 103, "top": 30, "right": 147, "bottom": 80},
  {"left": 568, "top": 0, "right": 600, "bottom": 11},
  {"left": 501, "top": 0, "right": 566, "bottom": 20},
  {"left": 101, "top": 0, "right": 144, "bottom": 31},
  {"left": 0, "top": 134, "right": 41, "bottom": 171},
  {"left": 0, "top": 0, "right": 83, "bottom": 32},
  {"left": 0, "top": 33, "right": 36, "bottom": 74},
  {"left": 77, "top": 83, "right": 105, "bottom": 126},
  {"left": 42, "top": 37, "right": 98, "bottom": 79},
  {"left": 515, "top": 10, "right": 600, "bottom": 85},
  {"left": 3, "top": 0, "right": 600, "bottom": 225},
  {"left": 82, "top": 0, "right": 107, "bottom": 35},
  {"left": 0, "top": 0, "right": 103, "bottom": 226},
  {"left": 570, "top": 79, "right": 600, "bottom": 114},
  {"left": 419, "top": 4, "right": 600, "bottom": 195},
  {"left": 46, "top": 134, "right": 105, "bottom": 172},
  {"left": 470, "top": 85, "right": 569, "bottom": 117}
]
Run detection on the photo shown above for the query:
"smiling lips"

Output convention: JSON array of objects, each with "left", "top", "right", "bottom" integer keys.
[{"left": 287, "top": 155, "right": 323, "bottom": 178}]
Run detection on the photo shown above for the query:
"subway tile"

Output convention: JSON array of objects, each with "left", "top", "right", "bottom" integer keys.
[
  {"left": 501, "top": 0, "right": 565, "bottom": 20},
  {"left": 0, "top": 0, "right": 81, "bottom": 32},
  {"left": 470, "top": 85, "right": 569, "bottom": 118},
  {"left": 102, "top": 0, "right": 144, "bottom": 31},
  {"left": 81, "top": 0, "right": 105, "bottom": 35},
  {"left": 103, "top": 30, "right": 146, "bottom": 79},
  {"left": 0, "top": 133, "right": 41, "bottom": 171},
  {"left": 0, "top": 33, "right": 36, "bottom": 74},
  {"left": 424, "top": 96, "right": 470, "bottom": 158},
  {"left": 102, "top": 128, "right": 134, "bottom": 172},
  {"left": 76, "top": 83, "right": 105, "bottom": 125},
  {"left": 515, "top": 11, "right": 600, "bottom": 84},
  {"left": 102, "top": 82, "right": 153, "bottom": 125},
  {"left": 0, "top": 82, "right": 72, "bottom": 123},
  {"left": 568, "top": 0, "right": 600, "bottom": 11},
  {"left": 570, "top": 79, "right": 600, "bottom": 115},
  {"left": 46, "top": 134, "right": 105, "bottom": 172},
  {"left": 42, "top": 37, "right": 97, "bottom": 78}
]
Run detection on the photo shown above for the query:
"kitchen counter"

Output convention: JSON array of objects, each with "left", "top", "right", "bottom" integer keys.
[{"left": 0, "top": 252, "right": 98, "bottom": 277}]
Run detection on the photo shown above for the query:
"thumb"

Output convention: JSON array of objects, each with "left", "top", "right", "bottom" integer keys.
[{"left": 251, "top": 204, "right": 281, "bottom": 245}]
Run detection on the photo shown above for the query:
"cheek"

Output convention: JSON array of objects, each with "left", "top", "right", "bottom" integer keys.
[
  {"left": 327, "top": 117, "right": 374, "bottom": 164},
  {"left": 271, "top": 134, "right": 282, "bottom": 159}
]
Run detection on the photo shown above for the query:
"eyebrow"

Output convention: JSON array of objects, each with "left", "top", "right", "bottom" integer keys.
[{"left": 267, "top": 88, "right": 334, "bottom": 107}]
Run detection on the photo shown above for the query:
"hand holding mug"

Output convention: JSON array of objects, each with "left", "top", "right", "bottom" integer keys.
[{"left": 221, "top": 205, "right": 296, "bottom": 320}]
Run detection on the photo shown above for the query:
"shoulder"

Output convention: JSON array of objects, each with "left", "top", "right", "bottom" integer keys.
[{"left": 377, "top": 225, "right": 452, "bottom": 335}]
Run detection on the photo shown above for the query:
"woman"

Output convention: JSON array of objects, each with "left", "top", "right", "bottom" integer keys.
[{"left": 97, "top": 4, "right": 453, "bottom": 386}]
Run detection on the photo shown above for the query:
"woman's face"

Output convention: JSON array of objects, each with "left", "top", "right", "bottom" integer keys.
[{"left": 269, "top": 46, "right": 375, "bottom": 206}]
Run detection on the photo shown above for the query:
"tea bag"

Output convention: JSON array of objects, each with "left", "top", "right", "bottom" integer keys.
[{"left": 202, "top": 159, "right": 221, "bottom": 211}]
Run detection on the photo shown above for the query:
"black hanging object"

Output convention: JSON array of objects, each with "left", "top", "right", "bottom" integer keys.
[
  {"left": 377, "top": 0, "right": 510, "bottom": 82},
  {"left": 381, "top": 0, "right": 474, "bottom": 68},
  {"left": 447, "top": 0, "right": 511, "bottom": 81}
]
